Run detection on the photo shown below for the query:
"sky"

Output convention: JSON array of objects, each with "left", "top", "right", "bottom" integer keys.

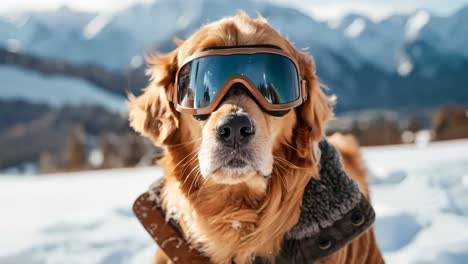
[{"left": 1, "top": 0, "right": 468, "bottom": 21}]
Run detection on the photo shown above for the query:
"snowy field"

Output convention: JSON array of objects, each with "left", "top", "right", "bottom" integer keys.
[{"left": 1, "top": 139, "right": 468, "bottom": 263}]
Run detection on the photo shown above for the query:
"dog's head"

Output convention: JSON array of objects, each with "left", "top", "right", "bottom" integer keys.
[{"left": 129, "top": 12, "right": 332, "bottom": 186}]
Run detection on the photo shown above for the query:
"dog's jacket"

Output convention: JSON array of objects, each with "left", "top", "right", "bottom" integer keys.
[{"left": 134, "top": 140, "right": 376, "bottom": 263}]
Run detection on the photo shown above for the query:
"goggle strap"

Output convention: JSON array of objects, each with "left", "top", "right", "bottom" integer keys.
[
  {"left": 301, "top": 79, "right": 308, "bottom": 101},
  {"left": 168, "top": 85, "right": 175, "bottom": 104}
]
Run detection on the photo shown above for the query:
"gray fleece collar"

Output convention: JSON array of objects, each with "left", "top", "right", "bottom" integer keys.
[{"left": 286, "top": 139, "right": 362, "bottom": 240}]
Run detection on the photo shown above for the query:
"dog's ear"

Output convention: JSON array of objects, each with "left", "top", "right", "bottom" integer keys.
[
  {"left": 128, "top": 49, "right": 179, "bottom": 145},
  {"left": 294, "top": 52, "right": 334, "bottom": 158}
]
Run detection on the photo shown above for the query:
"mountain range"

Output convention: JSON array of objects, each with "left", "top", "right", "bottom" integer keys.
[{"left": 1, "top": 0, "right": 468, "bottom": 112}]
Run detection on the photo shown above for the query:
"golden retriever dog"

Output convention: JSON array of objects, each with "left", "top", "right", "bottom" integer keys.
[{"left": 129, "top": 12, "right": 383, "bottom": 264}]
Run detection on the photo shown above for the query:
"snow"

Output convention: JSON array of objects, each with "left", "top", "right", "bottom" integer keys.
[
  {"left": 327, "top": 18, "right": 342, "bottom": 29},
  {"left": 364, "top": 139, "right": 468, "bottom": 263},
  {"left": 83, "top": 13, "right": 112, "bottom": 40},
  {"left": 5, "top": 38, "right": 21, "bottom": 52},
  {"left": 0, "top": 167, "right": 160, "bottom": 263},
  {"left": 0, "top": 139, "right": 467, "bottom": 263},
  {"left": 374, "top": 213, "right": 422, "bottom": 252},
  {"left": 397, "top": 53, "right": 414, "bottom": 76},
  {"left": 129, "top": 55, "right": 144, "bottom": 69},
  {"left": 344, "top": 18, "right": 366, "bottom": 38},
  {"left": 0, "top": 65, "right": 126, "bottom": 112},
  {"left": 405, "top": 10, "right": 431, "bottom": 41}
]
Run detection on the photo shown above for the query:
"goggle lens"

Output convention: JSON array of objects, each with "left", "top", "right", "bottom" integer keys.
[{"left": 177, "top": 53, "right": 300, "bottom": 111}]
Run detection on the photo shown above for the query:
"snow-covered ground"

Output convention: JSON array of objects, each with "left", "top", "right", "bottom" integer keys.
[
  {"left": 364, "top": 139, "right": 468, "bottom": 264},
  {"left": 0, "top": 167, "right": 159, "bottom": 264},
  {"left": 0, "top": 140, "right": 467, "bottom": 263}
]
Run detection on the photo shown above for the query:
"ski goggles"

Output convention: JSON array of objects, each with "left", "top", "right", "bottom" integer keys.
[{"left": 170, "top": 45, "right": 307, "bottom": 116}]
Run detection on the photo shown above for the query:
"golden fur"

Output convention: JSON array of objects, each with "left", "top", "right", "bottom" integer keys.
[{"left": 129, "top": 12, "right": 383, "bottom": 264}]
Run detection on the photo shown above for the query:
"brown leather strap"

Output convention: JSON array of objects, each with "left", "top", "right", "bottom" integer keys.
[{"left": 133, "top": 193, "right": 211, "bottom": 263}]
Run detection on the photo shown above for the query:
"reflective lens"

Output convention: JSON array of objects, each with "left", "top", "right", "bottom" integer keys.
[{"left": 177, "top": 53, "right": 300, "bottom": 109}]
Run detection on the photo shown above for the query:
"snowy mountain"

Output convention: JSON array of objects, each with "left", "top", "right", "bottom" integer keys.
[
  {"left": 0, "top": 0, "right": 467, "bottom": 112},
  {"left": 1, "top": 0, "right": 337, "bottom": 69},
  {"left": 1, "top": 0, "right": 467, "bottom": 73},
  {"left": 0, "top": 65, "right": 125, "bottom": 111},
  {"left": 0, "top": 47, "right": 146, "bottom": 100}
]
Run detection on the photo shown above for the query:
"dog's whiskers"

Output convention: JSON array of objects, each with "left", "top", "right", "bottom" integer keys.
[
  {"left": 273, "top": 155, "right": 308, "bottom": 170},
  {"left": 186, "top": 164, "right": 202, "bottom": 195},
  {"left": 272, "top": 162, "right": 288, "bottom": 188},
  {"left": 279, "top": 140, "right": 303, "bottom": 156},
  {"left": 174, "top": 148, "right": 199, "bottom": 171},
  {"left": 165, "top": 138, "right": 202, "bottom": 148},
  {"left": 180, "top": 150, "right": 200, "bottom": 181},
  {"left": 194, "top": 171, "right": 210, "bottom": 204}
]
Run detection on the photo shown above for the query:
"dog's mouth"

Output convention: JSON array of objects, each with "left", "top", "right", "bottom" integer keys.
[
  {"left": 200, "top": 147, "right": 268, "bottom": 184},
  {"left": 224, "top": 157, "right": 248, "bottom": 168},
  {"left": 218, "top": 148, "right": 255, "bottom": 172}
]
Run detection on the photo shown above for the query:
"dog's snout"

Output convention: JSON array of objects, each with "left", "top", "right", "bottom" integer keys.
[{"left": 216, "top": 114, "right": 255, "bottom": 147}]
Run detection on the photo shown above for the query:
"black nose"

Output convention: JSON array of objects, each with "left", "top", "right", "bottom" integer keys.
[{"left": 216, "top": 114, "right": 255, "bottom": 147}]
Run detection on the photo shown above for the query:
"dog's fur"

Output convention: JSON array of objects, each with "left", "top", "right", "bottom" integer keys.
[{"left": 129, "top": 12, "right": 383, "bottom": 264}]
